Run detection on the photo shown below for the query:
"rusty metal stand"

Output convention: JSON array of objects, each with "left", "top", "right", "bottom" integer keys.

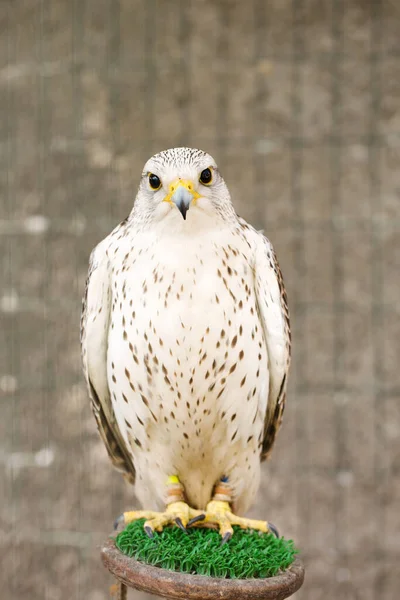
[
  {"left": 109, "top": 580, "right": 127, "bottom": 600},
  {"left": 101, "top": 533, "right": 304, "bottom": 600}
]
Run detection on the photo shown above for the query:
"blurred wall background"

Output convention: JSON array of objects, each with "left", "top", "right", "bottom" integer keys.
[{"left": 1, "top": 1, "right": 399, "bottom": 599}]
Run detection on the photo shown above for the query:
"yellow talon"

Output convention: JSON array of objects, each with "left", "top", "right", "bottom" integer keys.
[
  {"left": 229, "top": 513, "right": 270, "bottom": 533},
  {"left": 122, "top": 501, "right": 204, "bottom": 536},
  {"left": 123, "top": 510, "right": 159, "bottom": 523},
  {"left": 117, "top": 474, "right": 205, "bottom": 536},
  {"left": 190, "top": 499, "right": 276, "bottom": 539}
]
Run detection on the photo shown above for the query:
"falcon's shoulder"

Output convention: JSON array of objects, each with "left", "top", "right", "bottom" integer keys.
[
  {"left": 81, "top": 227, "right": 136, "bottom": 484},
  {"left": 239, "top": 219, "right": 291, "bottom": 460}
]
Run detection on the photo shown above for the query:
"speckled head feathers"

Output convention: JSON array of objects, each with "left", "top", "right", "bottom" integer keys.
[
  {"left": 132, "top": 147, "right": 235, "bottom": 227},
  {"left": 142, "top": 147, "right": 217, "bottom": 176}
]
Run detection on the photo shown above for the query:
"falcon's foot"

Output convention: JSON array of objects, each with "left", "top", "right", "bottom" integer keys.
[
  {"left": 187, "top": 479, "right": 279, "bottom": 543},
  {"left": 122, "top": 501, "right": 205, "bottom": 538},
  {"left": 190, "top": 500, "right": 279, "bottom": 543},
  {"left": 114, "top": 475, "right": 204, "bottom": 538}
]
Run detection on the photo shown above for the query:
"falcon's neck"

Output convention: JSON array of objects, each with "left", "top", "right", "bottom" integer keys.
[{"left": 133, "top": 204, "right": 237, "bottom": 239}]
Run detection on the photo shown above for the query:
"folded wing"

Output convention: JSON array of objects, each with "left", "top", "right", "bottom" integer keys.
[
  {"left": 254, "top": 234, "right": 291, "bottom": 460},
  {"left": 80, "top": 238, "right": 135, "bottom": 483}
]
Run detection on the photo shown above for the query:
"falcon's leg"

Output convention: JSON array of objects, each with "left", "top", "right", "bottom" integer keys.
[
  {"left": 118, "top": 476, "right": 204, "bottom": 537},
  {"left": 188, "top": 478, "right": 279, "bottom": 543}
]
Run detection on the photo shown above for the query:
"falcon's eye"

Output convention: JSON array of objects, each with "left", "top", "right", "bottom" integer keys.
[
  {"left": 199, "top": 168, "right": 213, "bottom": 185},
  {"left": 148, "top": 173, "right": 161, "bottom": 190}
]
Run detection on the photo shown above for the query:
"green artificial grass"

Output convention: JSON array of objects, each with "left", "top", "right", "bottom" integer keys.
[{"left": 115, "top": 519, "right": 298, "bottom": 579}]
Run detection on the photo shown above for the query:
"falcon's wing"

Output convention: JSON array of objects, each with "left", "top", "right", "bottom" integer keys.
[
  {"left": 253, "top": 234, "right": 291, "bottom": 460},
  {"left": 80, "top": 238, "right": 135, "bottom": 484}
]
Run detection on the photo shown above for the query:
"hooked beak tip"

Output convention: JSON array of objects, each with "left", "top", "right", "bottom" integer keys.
[
  {"left": 170, "top": 186, "right": 193, "bottom": 220},
  {"left": 177, "top": 201, "right": 188, "bottom": 220}
]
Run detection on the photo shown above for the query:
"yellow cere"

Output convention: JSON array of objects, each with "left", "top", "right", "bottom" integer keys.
[{"left": 163, "top": 179, "right": 201, "bottom": 204}]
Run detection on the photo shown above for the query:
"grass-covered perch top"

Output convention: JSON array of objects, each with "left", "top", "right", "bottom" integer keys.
[{"left": 116, "top": 519, "right": 298, "bottom": 579}]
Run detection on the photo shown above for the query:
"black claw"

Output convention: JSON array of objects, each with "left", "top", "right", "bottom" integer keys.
[
  {"left": 175, "top": 517, "right": 188, "bottom": 533},
  {"left": 187, "top": 514, "right": 206, "bottom": 527},
  {"left": 268, "top": 523, "right": 280, "bottom": 538},
  {"left": 113, "top": 514, "right": 125, "bottom": 531},
  {"left": 221, "top": 531, "right": 232, "bottom": 545},
  {"left": 144, "top": 525, "right": 155, "bottom": 539}
]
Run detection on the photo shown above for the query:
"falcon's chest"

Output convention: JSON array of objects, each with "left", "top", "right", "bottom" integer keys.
[
  {"left": 107, "top": 227, "right": 268, "bottom": 449},
  {"left": 110, "top": 229, "right": 257, "bottom": 353}
]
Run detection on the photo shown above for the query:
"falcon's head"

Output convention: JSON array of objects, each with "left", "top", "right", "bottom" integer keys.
[{"left": 132, "top": 147, "right": 235, "bottom": 226}]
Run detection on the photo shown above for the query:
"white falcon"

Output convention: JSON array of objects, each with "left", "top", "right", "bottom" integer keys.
[{"left": 81, "top": 147, "right": 291, "bottom": 541}]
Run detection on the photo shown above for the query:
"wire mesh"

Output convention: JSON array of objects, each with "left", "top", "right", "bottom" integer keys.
[{"left": 1, "top": 1, "right": 399, "bottom": 599}]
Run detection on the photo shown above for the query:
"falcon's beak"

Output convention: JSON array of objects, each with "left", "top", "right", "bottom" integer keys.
[{"left": 164, "top": 180, "right": 200, "bottom": 220}]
